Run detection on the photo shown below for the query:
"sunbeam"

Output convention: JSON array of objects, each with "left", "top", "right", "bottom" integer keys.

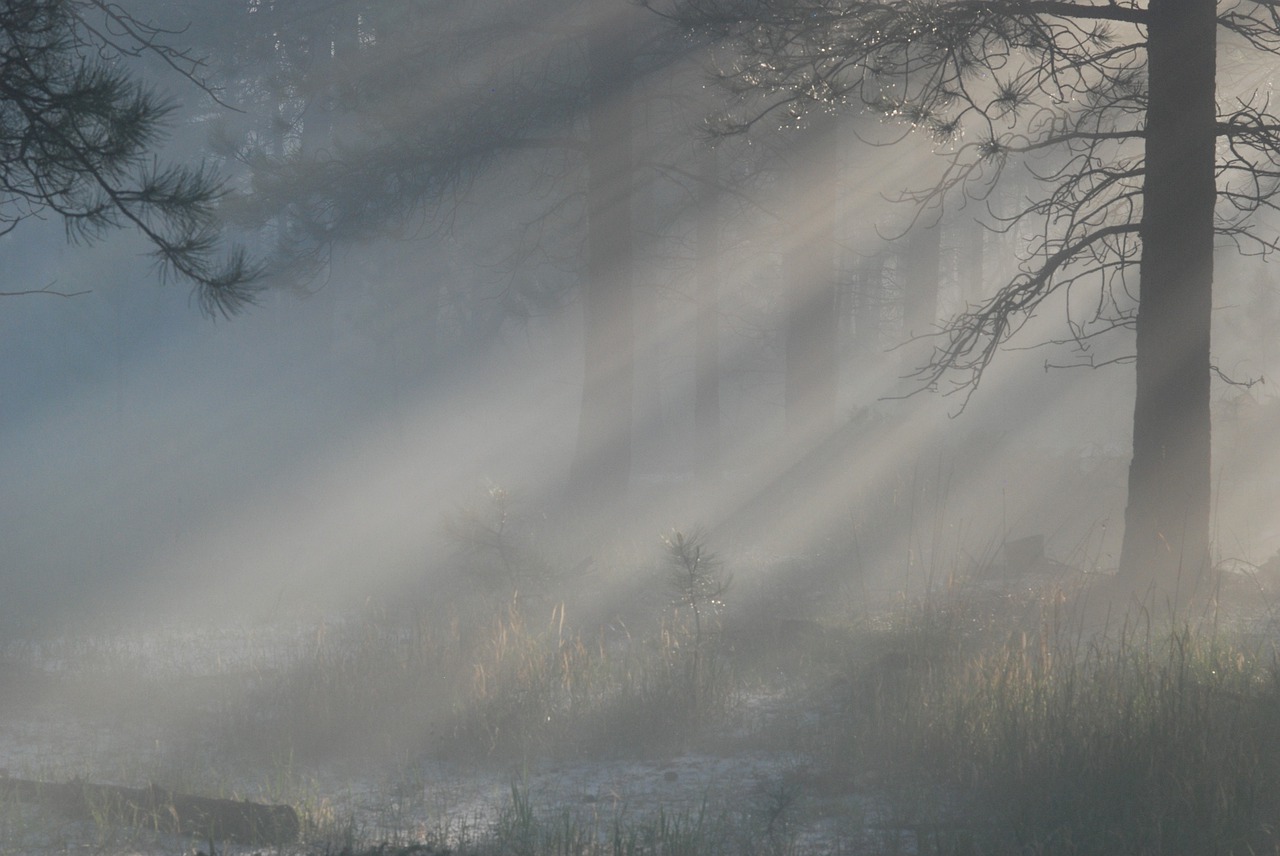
[{"left": 2, "top": 1, "right": 1280, "bottom": 853}]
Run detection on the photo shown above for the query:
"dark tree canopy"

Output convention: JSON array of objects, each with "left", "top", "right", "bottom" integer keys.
[{"left": 1, "top": 0, "right": 258, "bottom": 316}]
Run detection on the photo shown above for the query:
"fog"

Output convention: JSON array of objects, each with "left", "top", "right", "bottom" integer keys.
[
  {"left": 3, "top": 1, "right": 1280, "bottom": 853},
  {"left": 0, "top": 179, "right": 1150, "bottom": 633}
]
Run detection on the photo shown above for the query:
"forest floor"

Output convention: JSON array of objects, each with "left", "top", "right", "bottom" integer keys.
[
  {"left": 0, "top": 613, "right": 875, "bottom": 855},
  {"left": 1, "top": 562, "right": 1279, "bottom": 856},
  {"left": 0, "top": 669, "right": 880, "bottom": 855}
]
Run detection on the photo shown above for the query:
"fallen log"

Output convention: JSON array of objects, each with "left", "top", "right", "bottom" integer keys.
[{"left": 0, "top": 775, "right": 299, "bottom": 845}]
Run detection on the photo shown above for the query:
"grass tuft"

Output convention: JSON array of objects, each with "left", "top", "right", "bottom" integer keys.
[{"left": 816, "top": 581, "right": 1280, "bottom": 855}]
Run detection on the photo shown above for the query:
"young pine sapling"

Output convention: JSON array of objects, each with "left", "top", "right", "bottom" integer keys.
[{"left": 662, "top": 529, "right": 730, "bottom": 716}]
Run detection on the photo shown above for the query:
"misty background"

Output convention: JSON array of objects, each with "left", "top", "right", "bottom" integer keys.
[{"left": 0, "top": 0, "right": 1276, "bottom": 641}]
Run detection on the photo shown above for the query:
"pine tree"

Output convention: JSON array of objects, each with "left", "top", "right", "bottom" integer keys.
[
  {"left": 660, "top": 0, "right": 1280, "bottom": 599},
  {"left": 1, "top": 0, "right": 257, "bottom": 316}
]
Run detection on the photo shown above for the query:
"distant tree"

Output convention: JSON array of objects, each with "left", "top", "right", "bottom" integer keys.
[
  {"left": 567, "top": 6, "right": 639, "bottom": 512},
  {"left": 693, "top": 139, "right": 723, "bottom": 483},
  {"left": 660, "top": 0, "right": 1280, "bottom": 598},
  {"left": 781, "top": 113, "right": 840, "bottom": 443},
  {"left": 222, "top": 0, "right": 711, "bottom": 515},
  {"left": 898, "top": 217, "right": 942, "bottom": 388},
  {"left": 1, "top": 0, "right": 256, "bottom": 315}
]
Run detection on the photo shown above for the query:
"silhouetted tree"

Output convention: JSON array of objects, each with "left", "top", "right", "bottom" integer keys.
[
  {"left": 1, "top": 0, "right": 256, "bottom": 315},
  {"left": 660, "top": 0, "right": 1280, "bottom": 598}
]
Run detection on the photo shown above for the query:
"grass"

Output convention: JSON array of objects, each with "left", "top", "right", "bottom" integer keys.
[
  {"left": 978, "top": 626, "right": 1280, "bottom": 855},
  {"left": 8, "top": 538, "right": 1280, "bottom": 854},
  {"left": 213, "top": 594, "right": 739, "bottom": 765},
  {"left": 810, "top": 580, "right": 1280, "bottom": 856},
  {"left": 376, "top": 780, "right": 803, "bottom": 856}
]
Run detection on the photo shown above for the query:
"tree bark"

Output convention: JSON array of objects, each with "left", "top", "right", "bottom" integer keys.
[
  {"left": 1118, "top": 0, "right": 1216, "bottom": 597},
  {"left": 783, "top": 116, "right": 840, "bottom": 443},
  {"left": 568, "top": 11, "right": 636, "bottom": 513}
]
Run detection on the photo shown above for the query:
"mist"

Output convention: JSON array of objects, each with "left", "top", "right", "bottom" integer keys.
[{"left": 3, "top": 1, "right": 1280, "bottom": 853}]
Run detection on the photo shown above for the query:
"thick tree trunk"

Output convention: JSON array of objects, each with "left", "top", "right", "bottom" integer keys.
[
  {"left": 783, "top": 116, "right": 840, "bottom": 443},
  {"left": 1118, "top": 0, "right": 1216, "bottom": 597},
  {"left": 568, "top": 12, "right": 636, "bottom": 512},
  {"left": 694, "top": 142, "right": 721, "bottom": 484}
]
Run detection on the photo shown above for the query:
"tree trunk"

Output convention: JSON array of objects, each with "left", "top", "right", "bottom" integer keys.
[
  {"left": 899, "top": 219, "right": 942, "bottom": 387},
  {"left": 1118, "top": 0, "right": 1216, "bottom": 598},
  {"left": 783, "top": 116, "right": 840, "bottom": 443},
  {"left": 694, "top": 141, "right": 721, "bottom": 484},
  {"left": 960, "top": 213, "right": 985, "bottom": 306},
  {"left": 631, "top": 119, "right": 664, "bottom": 474},
  {"left": 852, "top": 251, "right": 885, "bottom": 366},
  {"left": 568, "top": 11, "right": 636, "bottom": 513}
]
